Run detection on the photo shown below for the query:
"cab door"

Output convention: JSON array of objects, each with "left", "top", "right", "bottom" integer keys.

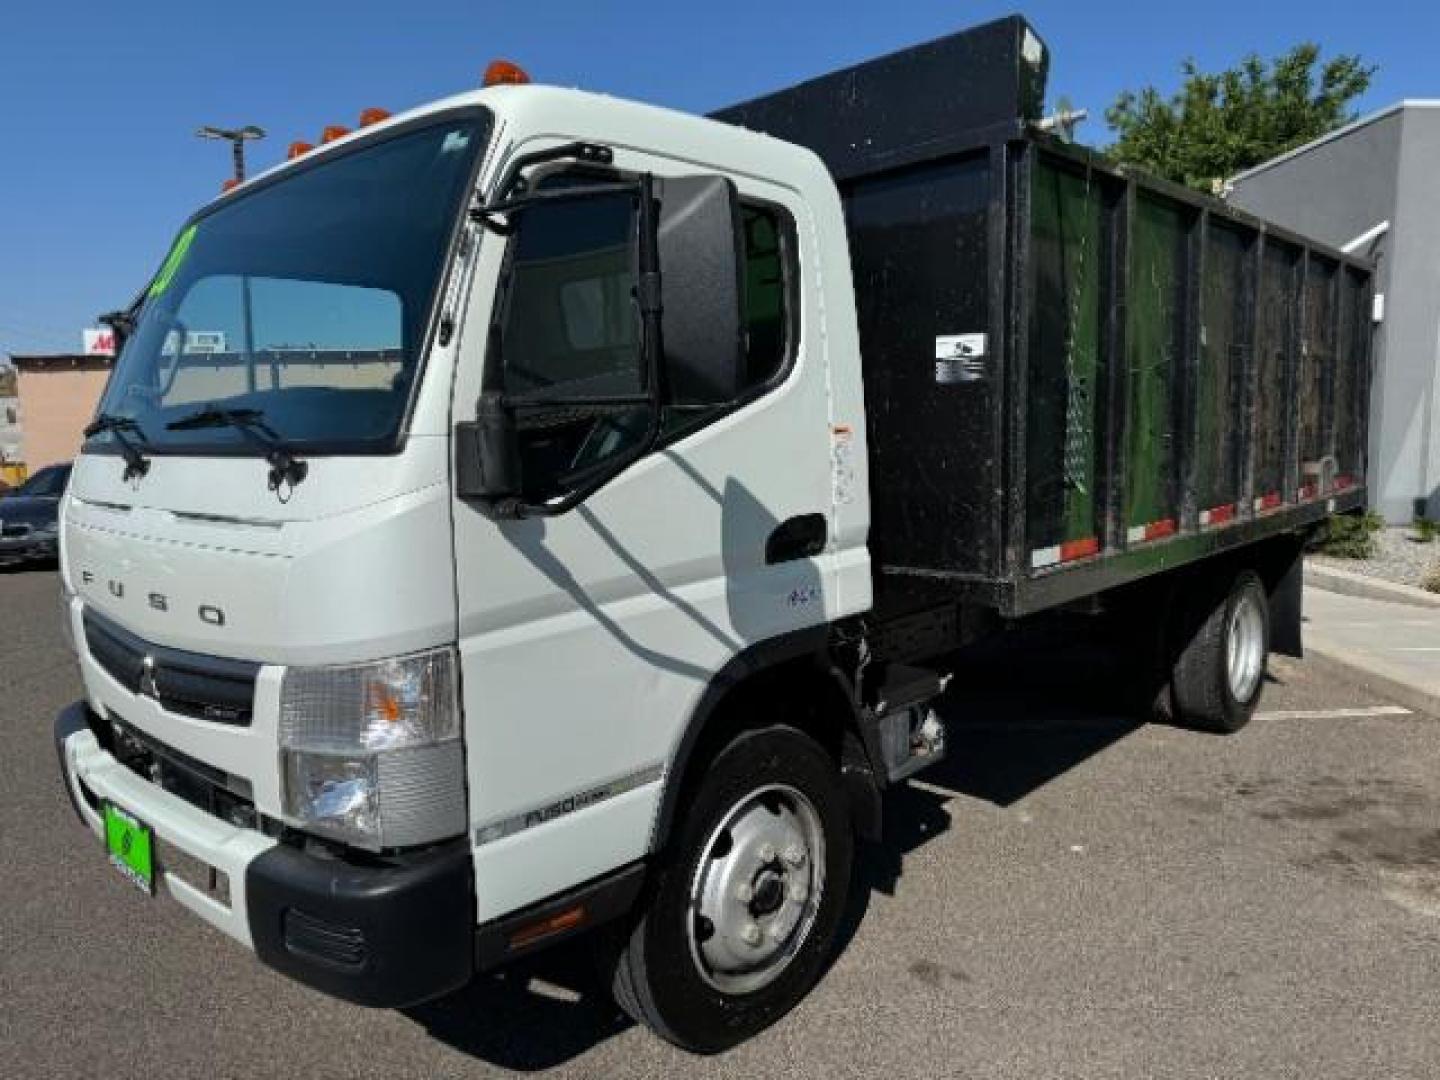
[{"left": 449, "top": 145, "right": 837, "bottom": 922}]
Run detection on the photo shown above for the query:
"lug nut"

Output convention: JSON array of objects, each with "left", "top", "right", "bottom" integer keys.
[
  {"left": 788, "top": 882, "right": 807, "bottom": 903},
  {"left": 758, "top": 842, "right": 777, "bottom": 864},
  {"left": 741, "top": 922, "right": 762, "bottom": 946},
  {"left": 734, "top": 882, "right": 754, "bottom": 903},
  {"left": 783, "top": 845, "right": 806, "bottom": 868}
]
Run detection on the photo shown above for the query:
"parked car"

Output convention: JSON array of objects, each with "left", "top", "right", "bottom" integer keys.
[{"left": 0, "top": 463, "right": 71, "bottom": 566}]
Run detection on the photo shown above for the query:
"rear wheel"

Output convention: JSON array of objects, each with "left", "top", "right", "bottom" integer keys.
[
  {"left": 608, "top": 725, "right": 853, "bottom": 1053},
  {"left": 1171, "top": 569, "right": 1269, "bottom": 732}
]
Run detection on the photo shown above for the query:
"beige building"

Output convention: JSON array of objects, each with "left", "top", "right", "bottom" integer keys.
[{"left": 10, "top": 354, "right": 114, "bottom": 469}]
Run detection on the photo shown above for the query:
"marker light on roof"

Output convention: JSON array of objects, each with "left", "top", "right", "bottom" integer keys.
[
  {"left": 221, "top": 178, "right": 240, "bottom": 193},
  {"left": 321, "top": 125, "right": 350, "bottom": 144},
  {"left": 483, "top": 59, "right": 530, "bottom": 87},
  {"left": 359, "top": 107, "right": 391, "bottom": 127},
  {"left": 287, "top": 140, "right": 314, "bottom": 159}
]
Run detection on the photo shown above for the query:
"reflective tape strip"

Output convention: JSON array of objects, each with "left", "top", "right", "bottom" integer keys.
[
  {"left": 1031, "top": 545, "right": 1061, "bottom": 569},
  {"left": 1254, "top": 491, "right": 1282, "bottom": 512},
  {"left": 1334, "top": 475, "right": 1356, "bottom": 491},
  {"left": 1299, "top": 483, "right": 1318, "bottom": 500},
  {"left": 1126, "top": 518, "right": 1176, "bottom": 545},
  {"left": 1030, "top": 536, "right": 1099, "bottom": 569},
  {"left": 1199, "top": 503, "right": 1235, "bottom": 527}
]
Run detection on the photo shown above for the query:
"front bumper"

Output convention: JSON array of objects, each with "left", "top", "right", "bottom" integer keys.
[{"left": 55, "top": 703, "right": 475, "bottom": 1007}]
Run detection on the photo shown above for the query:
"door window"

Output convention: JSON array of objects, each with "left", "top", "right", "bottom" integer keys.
[{"left": 495, "top": 191, "right": 649, "bottom": 499}]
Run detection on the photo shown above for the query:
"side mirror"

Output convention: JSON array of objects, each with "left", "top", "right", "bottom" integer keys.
[
  {"left": 455, "top": 391, "right": 520, "bottom": 502},
  {"left": 656, "top": 175, "right": 745, "bottom": 407}
]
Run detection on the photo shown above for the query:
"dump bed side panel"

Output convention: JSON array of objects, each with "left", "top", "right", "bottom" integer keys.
[{"left": 1006, "top": 141, "right": 1371, "bottom": 616}]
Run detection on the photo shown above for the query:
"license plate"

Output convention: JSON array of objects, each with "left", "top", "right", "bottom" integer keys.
[{"left": 103, "top": 802, "right": 156, "bottom": 895}]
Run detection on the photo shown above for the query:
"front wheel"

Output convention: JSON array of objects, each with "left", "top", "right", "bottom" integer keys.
[
  {"left": 608, "top": 725, "right": 853, "bottom": 1053},
  {"left": 1171, "top": 569, "right": 1270, "bottom": 733}
]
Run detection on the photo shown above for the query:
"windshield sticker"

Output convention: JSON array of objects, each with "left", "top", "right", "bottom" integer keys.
[
  {"left": 148, "top": 224, "right": 198, "bottom": 298},
  {"left": 441, "top": 129, "right": 472, "bottom": 154}
]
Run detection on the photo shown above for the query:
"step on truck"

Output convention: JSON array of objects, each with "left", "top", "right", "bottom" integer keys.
[{"left": 54, "top": 16, "right": 1373, "bottom": 1052}]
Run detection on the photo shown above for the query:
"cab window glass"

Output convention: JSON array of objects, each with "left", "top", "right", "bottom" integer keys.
[{"left": 740, "top": 204, "right": 789, "bottom": 387}]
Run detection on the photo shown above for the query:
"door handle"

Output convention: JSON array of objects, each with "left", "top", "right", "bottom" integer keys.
[{"left": 766, "top": 514, "right": 827, "bottom": 564}]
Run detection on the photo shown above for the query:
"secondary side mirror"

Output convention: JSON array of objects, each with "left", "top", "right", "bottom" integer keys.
[{"left": 656, "top": 175, "right": 745, "bottom": 407}]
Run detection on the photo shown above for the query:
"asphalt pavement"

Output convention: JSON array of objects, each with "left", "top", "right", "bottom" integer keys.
[{"left": 3, "top": 565, "right": 1439, "bottom": 1079}]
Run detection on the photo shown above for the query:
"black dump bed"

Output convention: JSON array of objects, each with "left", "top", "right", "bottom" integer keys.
[{"left": 716, "top": 16, "right": 1373, "bottom": 618}]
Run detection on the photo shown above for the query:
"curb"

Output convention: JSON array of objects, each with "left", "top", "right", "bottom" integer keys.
[
  {"left": 1304, "top": 561, "right": 1440, "bottom": 610},
  {"left": 1304, "top": 642, "right": 1440, "bottom": 718}
]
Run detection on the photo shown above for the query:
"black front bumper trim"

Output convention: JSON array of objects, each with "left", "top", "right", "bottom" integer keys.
[{"left": 246, "top": 838, "right": 474, "bottom": 1008}]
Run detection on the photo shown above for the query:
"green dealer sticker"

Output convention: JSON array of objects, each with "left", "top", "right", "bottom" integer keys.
[
  {"left": 147, "top": 223, "right": 198, "bottom": 299},
  {"left": 103, "top": 802, "right": 155, "bottom": 895}
]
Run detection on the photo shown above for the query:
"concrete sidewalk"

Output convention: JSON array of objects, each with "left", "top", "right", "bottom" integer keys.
[{"left": 1303, "top": 585, "right": 1440, "bottom": 716}]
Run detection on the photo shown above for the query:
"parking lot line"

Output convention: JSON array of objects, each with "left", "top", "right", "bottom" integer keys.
[{"left": 1255, "top": 705, "right": 1413, "bottom": 720}]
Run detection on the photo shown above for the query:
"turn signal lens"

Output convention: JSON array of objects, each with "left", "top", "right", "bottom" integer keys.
[
  {"left": 483, "top": 59, "right": 530, "bottom": 87},
  {"left": 287, "top": 140, "right": 314, "bottom": 159},
  {"left": 321, "top": 124, "right": 349, "bottom": 144},
  {"left": 359, "top": 107, "right": 390, "bottom": 127}
]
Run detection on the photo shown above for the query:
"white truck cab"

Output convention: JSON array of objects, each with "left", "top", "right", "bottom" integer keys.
[{"left": 56, "top": 78, "right": 877, "bottom": 1049}]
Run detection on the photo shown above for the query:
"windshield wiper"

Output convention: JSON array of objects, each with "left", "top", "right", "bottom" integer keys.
[
  {"left": 165, "top": 406, "right": 309, "bottom": 492},
  {"left": 83, "top": 413, "right": 151, "bottom": 481}
]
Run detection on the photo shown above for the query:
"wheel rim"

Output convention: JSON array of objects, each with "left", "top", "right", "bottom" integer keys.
[
  {"left": 1226, "top": 589, "right": 1266, "bottom": 703},
  {"left": 686, "top": 783, "right": 826, "bottom": 995}
]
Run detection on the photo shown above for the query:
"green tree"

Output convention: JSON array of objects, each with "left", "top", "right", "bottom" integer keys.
[{"left": 1106, "top": 45, "right": 1375, "bottom": 192}]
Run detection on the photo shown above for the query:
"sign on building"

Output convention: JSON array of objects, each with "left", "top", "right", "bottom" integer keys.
[{"left": 82, "top": 328, "right": 116, "bottom": 356}]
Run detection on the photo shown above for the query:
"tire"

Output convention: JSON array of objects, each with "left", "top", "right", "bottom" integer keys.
[
  {"left": 609, "top": 725, "right": 853, "bottom": 1053},
  {"left": 1170, "top": 569, "right": 1270, "bottom": 733}
]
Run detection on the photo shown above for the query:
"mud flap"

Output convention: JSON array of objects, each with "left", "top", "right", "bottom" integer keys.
[{"left": 1268, "top": 543, "right": 1304, "bottom": 658}]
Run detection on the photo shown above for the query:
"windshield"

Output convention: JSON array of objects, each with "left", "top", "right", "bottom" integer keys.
[
  {"left": 11, "top": 464, "right": 71, "bottom": 498},
  {"left": 92, "top": 111, "right": 489, "bottom": 456}
]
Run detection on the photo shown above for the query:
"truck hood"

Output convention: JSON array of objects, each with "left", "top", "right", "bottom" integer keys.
[{"left": 63, "top": 439, "right": 457, "bottom": 666}]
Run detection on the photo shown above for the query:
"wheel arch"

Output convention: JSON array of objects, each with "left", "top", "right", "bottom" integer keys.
[{"left": 648, "top": 624, "right": 882, "bottom": 856}]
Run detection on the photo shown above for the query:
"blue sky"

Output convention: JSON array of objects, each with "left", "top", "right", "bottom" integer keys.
[{"left": 0, "top": 0, "right": 1433, "bottom": 360}]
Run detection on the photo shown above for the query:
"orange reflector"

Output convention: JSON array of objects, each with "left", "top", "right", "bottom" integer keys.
[
  {"left": 359, "top": 107, "right": 391, "bottom": 127},
  {"left": 483, "top": 59, "right": 531, "bottom": 87},
  {"left": 287, "top": 140, "right": 314, "bottom": 159},
  {"left": 508, "top": 905, "right": 586, "bottom": 950},
  {"left": 221, "top": 178, "right": 240, "bottom": 193},
  {"left": 321, "top": 125, "right": 350, "bottom": 144}
]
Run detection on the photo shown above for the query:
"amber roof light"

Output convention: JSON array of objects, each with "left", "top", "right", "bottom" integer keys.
[{"left": 483, "top": 59, "right": 530, "bottom": 87}]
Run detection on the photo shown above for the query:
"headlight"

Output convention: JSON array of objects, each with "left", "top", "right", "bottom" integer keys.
[{"left": 279, "top": 646, "right": 466, "bottom": 851}]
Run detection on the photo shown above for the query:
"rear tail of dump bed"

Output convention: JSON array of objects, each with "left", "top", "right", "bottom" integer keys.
[{"left": 716, "top": 16, "right": 1373, "bottom": 619}]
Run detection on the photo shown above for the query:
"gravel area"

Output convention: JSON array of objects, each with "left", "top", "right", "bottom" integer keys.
[{"left": 1312, "top": 524, "right": 1440, "bottom": 588}]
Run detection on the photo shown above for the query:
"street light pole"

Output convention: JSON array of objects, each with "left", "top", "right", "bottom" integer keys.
[
  {"left": 196, "top": 124, "right": 265, "bottom": 181},
  {"left": 196, "top": 124, "right": 266, "bottom": 389}
]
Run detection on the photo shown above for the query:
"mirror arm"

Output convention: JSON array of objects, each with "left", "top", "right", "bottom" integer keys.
[{"left": 471, "top": 182, "right": 640, "bottom": 234}]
